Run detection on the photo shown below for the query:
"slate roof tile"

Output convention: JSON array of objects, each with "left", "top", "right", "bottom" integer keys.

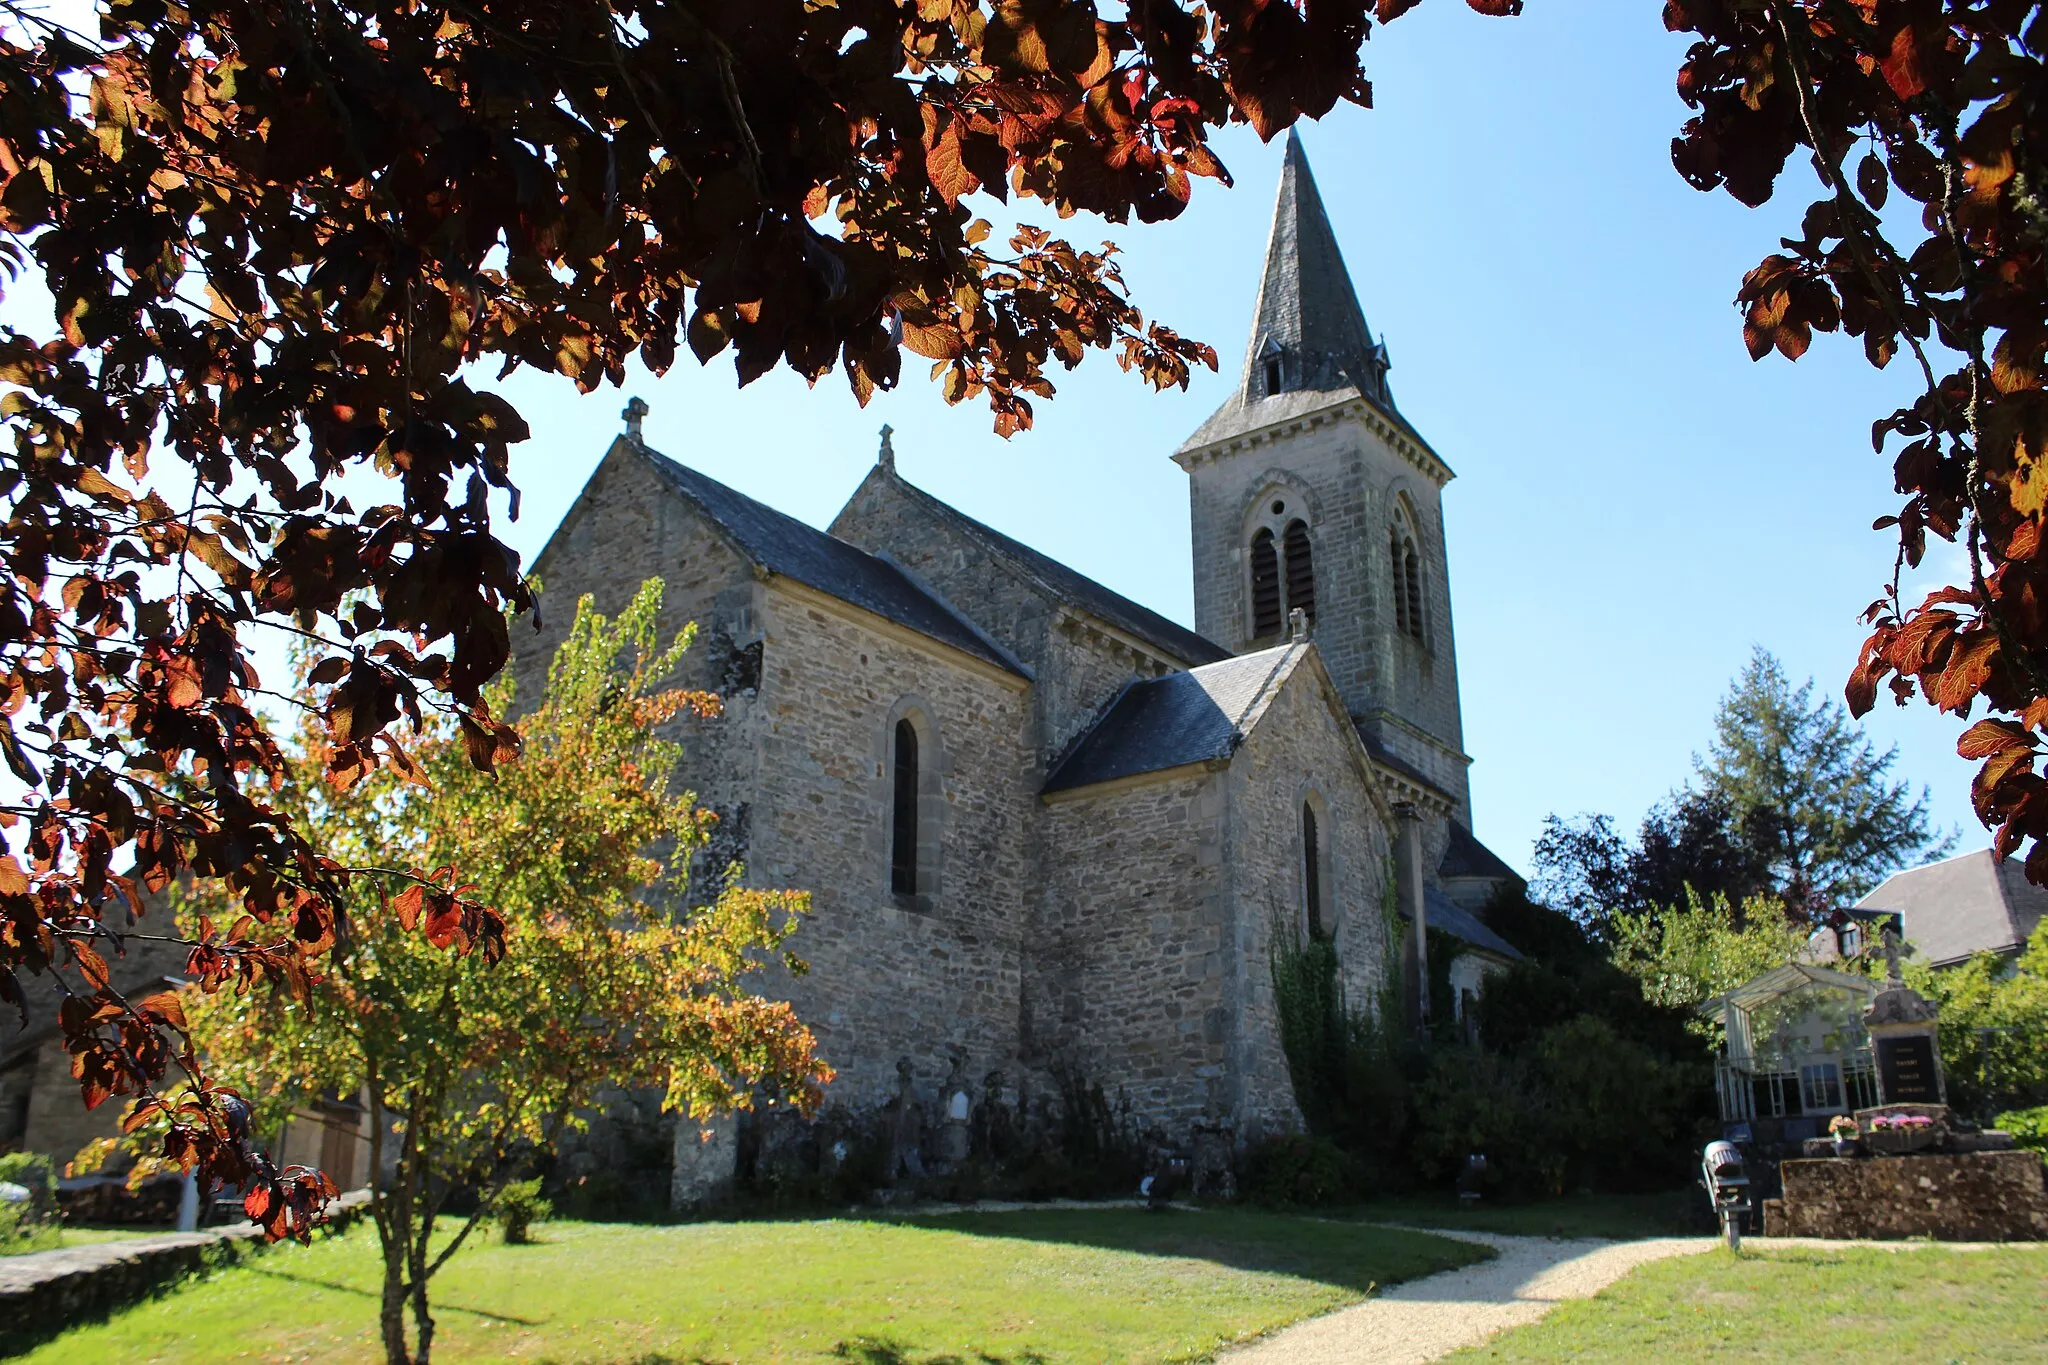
[
  {"left": 887, "top": 474, "right": 1231, "bottom": 667},
  {"left": 633, "top": 441, "right": 1026, "bottom": 677},
  {"left": 1409, "top": 886, "right": 1525, "bottom": 962},
  {"left": 1043, "top": 645, "right": 1299, "bottom": 793}
]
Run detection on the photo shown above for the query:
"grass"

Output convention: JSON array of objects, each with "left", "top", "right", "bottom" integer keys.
[
  {"left": 1446, "top": 1244, "right": 2048, "bottom": 1363},
  {"left": 1337, "top": 1189, "right": 1702, "bottom": 1241},
  {"left": 16, "top": 1206, "right": 1490, "bottom": 1364}
]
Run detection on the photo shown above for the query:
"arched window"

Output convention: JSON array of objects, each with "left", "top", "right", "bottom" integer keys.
[
  {"left": 1302, "top": 802, "right": 1325, "bottom": 939},
  {"left": 1283, "top": 520, "right": 1315, "bottom": 624},
  {"left": 1250, "top": 528, "right": 1282, "bottom": 637},
  {"left": 890, "top": 718, "right": 919, "bottom": 896},
  {"left": 1402, "top": 541, "right": 1424, "bottom": 641}
]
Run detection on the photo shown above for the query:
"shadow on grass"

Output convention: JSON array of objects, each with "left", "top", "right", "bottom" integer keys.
[
  {"left": 887, "top": 1205, "right": 1482, "bottom": 1293},
  {"left": 243, "top": 1264, "right": 543, "bottom": 1325},
  {"left": 550, "top": 1343, "right": 1050, "bottom": 1365}
]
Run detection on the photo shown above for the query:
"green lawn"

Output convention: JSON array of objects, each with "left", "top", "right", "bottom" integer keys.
[
  {"left": 17, "top": 1207, "right": 1490, "bottom": 1364},
  {"left": 1337, "top": 1190, "right": 1701, "bottom": 1241},
  {"left": 1447, "top": 1245, "right": 2048, "bottom": 1363}
]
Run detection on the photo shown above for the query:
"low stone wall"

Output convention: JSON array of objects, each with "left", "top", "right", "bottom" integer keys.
[
  {"left": 0, "top": 1188, "right": 371, "bottom": 1352},
  {"left": 1764, "top": 1151, "right": 2048, "bottom": 1241}
]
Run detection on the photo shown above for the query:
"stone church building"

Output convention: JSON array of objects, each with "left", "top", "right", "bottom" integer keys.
[{"left": 511, "top": 133, "right": 1524, "bottom": 1195}]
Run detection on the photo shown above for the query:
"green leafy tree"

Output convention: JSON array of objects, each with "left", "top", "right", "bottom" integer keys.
[
  {"left": 178, "top": 581, "right": 829, "bottom": 1365},
  {"left": 1696, "top": 648, "right": 1951, "bottom": 914},
  {"left": 1609, "top": 888, "right": 1809, "bottom": 1018},
  {"left": 1904, "top": 920, "right": 2048, "bottom": 1123}
]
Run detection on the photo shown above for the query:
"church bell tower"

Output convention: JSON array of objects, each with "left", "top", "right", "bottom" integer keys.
[{"left": 1172, "top": 131, "right": 1473, "bottom": 822}]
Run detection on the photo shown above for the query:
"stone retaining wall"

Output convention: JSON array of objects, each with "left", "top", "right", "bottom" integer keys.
[
  {"left": 1764, "top": 1151, "right": 2048, "bottom": 1241},
  {"left": 0, "top": 1188, "right": 371, "bottom": 1352}
]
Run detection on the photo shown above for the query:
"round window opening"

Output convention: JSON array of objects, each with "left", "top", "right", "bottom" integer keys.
[{"left": 1270, "top": 500, "right": 1285, "bottom": 515}]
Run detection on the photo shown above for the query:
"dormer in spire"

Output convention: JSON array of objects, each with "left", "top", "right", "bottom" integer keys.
[
  {"left": 1179, "top": 130, "right": 1406, "bottom": 456},
  {"left": 1245, "top": 129, "right": 1389, "bottom": 407}
]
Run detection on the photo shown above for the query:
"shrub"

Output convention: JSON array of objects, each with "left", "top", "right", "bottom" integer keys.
[
  {"left": 0, "top": 1152, "right": 59, "bottom": 1253},
  {"left": 1241, "top": 1134, "right": 1361, "bottom": 1208},
  {"left": 1406, "top": 1046, "right": 1558, "bottom": 1198},
  {"left": 494, "top": 1179, "right": 552, "bottom": 1245},
  {"left": 1997, "top": 1106, "right": 2048, "bottom": 1157}
]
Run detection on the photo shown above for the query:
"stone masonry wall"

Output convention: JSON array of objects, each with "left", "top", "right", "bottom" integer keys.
[
  {"left": 1767, "top": 1151, "right": 2048, "bottom": 1241},
  {"left": 514, "top": 440, "right": 765, "bottom": 905},
  {"left": 747, "top": 580, "right": 1034, "bottom": 1111},
  {"left": 1181, "top": 406, "right": 1469, "bottom": 820},
  {"left": 832, "top": 467, "right": 1185, "bottom": 766},
  {"left": 1223, "top": 652, "right": 1394, "bottom": 1136},
  {"left": 1031, "top": 769, "right": 1230, "bottom": 1133}
]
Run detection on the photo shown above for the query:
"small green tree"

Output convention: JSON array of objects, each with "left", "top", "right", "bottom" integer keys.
[
  {"left": 1698, "top": 648, "right": 1951, "bottom": 913},
  {"left": 1609, "top": 888, "right": 1808, "bottom": 1018},
  {"left": 180, "top": 581, "right": 829, "bottom": 1365},
  {"left": 1904, "top": 921, "right": 2048, "bottom": 1123}
]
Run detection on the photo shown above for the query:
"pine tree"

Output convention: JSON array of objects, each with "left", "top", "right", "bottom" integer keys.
[{"left": 1697, "top": 648, "right": 1952, "bottom": 914}]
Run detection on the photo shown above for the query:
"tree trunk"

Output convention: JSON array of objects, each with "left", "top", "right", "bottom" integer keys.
[{"left": 408, "top": 1206, "right": 437, "bottom": 1365}]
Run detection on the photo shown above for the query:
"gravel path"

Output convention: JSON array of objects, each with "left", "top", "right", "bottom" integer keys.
[{"left": 1219, "top": 1229, "right": 1715, "bottom": 1365}]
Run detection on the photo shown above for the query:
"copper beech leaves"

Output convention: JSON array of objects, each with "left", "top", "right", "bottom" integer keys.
[
  {"left": 1668, "top": 2, "right": 2048, "bottom": 885},
  {"left": 0, "top": 0, "right": 1518, "bottom": 1236}
]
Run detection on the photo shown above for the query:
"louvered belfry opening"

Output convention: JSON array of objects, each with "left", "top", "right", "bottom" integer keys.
[
  {"left": 1390, "top": 531, "right": 1410, "bottom": 635},
  {"left": 1303, "top": 802, "right": 1324, "bottom": 939},
  {"left": 1283, "top": 520, "right": 1315, "bottom": 624},
  {"left": 1250, "top": 528, "right": 1282, "bottom": 637},
  {"left": 890, "top": 718, "right": 919, "bottom": 896}
]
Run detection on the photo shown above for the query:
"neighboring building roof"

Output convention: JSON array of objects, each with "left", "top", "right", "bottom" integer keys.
[
  {"left": 1439, "top": 820, "right": 1524, "bottom": 888},
  {"left": 883, "top": 472, "right": 1231, "bottom": 668},
  {"left": 631, "top": 441, "right": 1026, "bottom": 678},
  {"left": 1177, "top": 131, "right": 1439, "bottom": 462},
  {"left": 1854, "top": 848, "right": 2048, "bottom": 968},
  {"left": 1042, "top": 644, "right": 1300, "bottom": 793},
  {"left": 1407, "top": 886, "right": 1524, "bottom": 962}
]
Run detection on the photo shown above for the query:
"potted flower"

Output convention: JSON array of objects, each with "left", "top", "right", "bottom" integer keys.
[
  {"left": 1828, "top": 1115, "right": 1860, "bottom": 1156},
  {"left": 1864, "top": 1112, "right": 1941, "bottom": 1155}
]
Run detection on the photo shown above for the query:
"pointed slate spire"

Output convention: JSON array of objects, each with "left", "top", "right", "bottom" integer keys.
[{"left": 1242, "top": 130, "right": 1391, "bottom": 407}]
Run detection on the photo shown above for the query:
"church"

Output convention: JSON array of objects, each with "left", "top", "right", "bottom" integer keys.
[{"left": 513, "top": 133, "right": 1524, "bottom": 1196}]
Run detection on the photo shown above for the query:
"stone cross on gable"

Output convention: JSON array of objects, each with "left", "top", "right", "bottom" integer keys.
[
  {"left": 622, "top": 396, "right": 648, "bottom": 442},
  {"left": 878, "top": 424, "right": 895, "bottom": 471}
]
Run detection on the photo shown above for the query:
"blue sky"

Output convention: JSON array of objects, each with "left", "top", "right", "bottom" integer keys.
[
  {"left": 0, "top": 4, "right": 1979, "bottom": 876},
  {"left": 484, "top": 5, "right": 1976, "bottom": 874}
]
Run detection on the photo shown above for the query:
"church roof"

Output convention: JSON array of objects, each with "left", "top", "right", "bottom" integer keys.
[
  {"left": 882, "top": 471, "right": 1231, "bottom": 667},
  {"left": 1439, "top": 820, "right": 1525, "bottom": 888},
  {"left": 1406, "top": 886, "right": 1525, "bottom": 963},
  {"left": 630, "top": 440, "right": 1027, "bottom": 677},
  {"left": 1042, "top": 643, "right": 1301, "bottom": 793},
  {"left": 1177, "top": 131, "right": 1437, "bottom": 461}
]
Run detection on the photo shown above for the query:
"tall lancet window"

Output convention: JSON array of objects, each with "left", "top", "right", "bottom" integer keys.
[
  {"left": 1302, "top": 802, "right": 1325, "bottom": 940},
  {"left": 890, "top": 718, "right": 920, "bottom": 896},
  {"left": 1250, "top": 529, "right": 1282, "bottom": 637},
  {"left": 1283, "top": 520, "right": 1315, "bottom": 624},
  {"left": 1403, "top": 541, "right": 1424, "bottom": 641}
]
